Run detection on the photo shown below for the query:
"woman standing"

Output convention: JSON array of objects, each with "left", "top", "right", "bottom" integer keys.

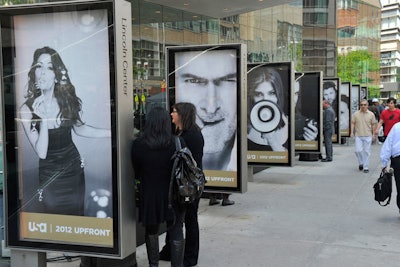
[
  {"left": 131, "top": 107, "right": 185, "bottom": 267},
  {"left": 159, "top": 102, "right": 204, "bottom": 267},
  {"left": 19, "top": 46, "right": 110, "bottom": 216}
]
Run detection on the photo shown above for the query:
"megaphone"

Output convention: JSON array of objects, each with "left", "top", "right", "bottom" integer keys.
[{"left": 250, "top": 100, "right": 282, "bottom": 133}]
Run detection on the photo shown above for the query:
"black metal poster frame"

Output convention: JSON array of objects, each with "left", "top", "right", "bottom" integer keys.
[
  {"left": 323, "top": 78, "right": 340, "bottom": 143},
  {"left": 166, "top": 44, "right": 247, "bottom": 193},
  {"left": 294, "top": 71, "right": 322, "bottom": 153},
  {"left": 340, "top": 82, "right": 351, "bottom": 138},
  {"left": 247, "top": 62, "right": 294, "bottom": 166}
]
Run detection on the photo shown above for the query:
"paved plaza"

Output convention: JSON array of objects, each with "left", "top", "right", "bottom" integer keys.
[{"left": 2, "top": 141, "right": 400, "bottom": 266}]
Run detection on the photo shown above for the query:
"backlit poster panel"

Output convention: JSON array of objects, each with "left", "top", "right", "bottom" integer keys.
[
  {"left": 360, "top": 86, "right": 368, "bottom": 100},
  {"left": 323, "top": 78, "right": 340, "bottom": 143},
  {"left": 247, "top": 62, "right": 294, "bottom": 166},
  {"left": 166, "top": 44, "right": 247, "bottom": 193},
  {"left": 351, "top": 84, "right": 361, "bottom": 116},
  {"left": 340, "top": 82, "right": 351, "bottom": 137},
  {"left": 294, "top": 72, "right": 322, "bottom": 152},
  {"left": 0, "top": 0, "right": 135, "bottom": 257}
]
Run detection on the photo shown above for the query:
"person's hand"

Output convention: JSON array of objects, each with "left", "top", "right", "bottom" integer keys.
[
  {"left": 32, "top": 94, "right": 47, "bottom": 119},
  {"left": 261, "top": 115, "right": 288, "bottom": 151},
  {"left": 303, "top": 119, "right": 318, "bottom": 141}
]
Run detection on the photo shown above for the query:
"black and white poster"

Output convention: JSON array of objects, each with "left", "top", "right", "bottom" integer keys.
[
  {"left": 340, "top": 82, "right": 351, "bottom": 137},
  {"left": 323, "top": 78, "right": 340, "bottom": 143},
  {"left": 0, "top": 0, "right": 134, "bottom": 256},
  {"left": 294, "top": 72, "right": 322, "bottom": 152},
  {"left": 167, "top": 44, "right": 247, "bottom": 193},
  {"left": 247, "top": 62, "right": 294, "bottom": 166}
]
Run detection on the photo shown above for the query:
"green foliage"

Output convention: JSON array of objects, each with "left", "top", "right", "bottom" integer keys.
[
  {"left": 367, "top": 85, "right": 380, "bottom": 98},
  {"left": 337, "top": 50, "right": 380, "bottom": 85}
]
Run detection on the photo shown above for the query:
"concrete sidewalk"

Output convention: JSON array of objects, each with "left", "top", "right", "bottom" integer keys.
[{"left": 5, "top": 141, "right": 400, "bottom": 266}]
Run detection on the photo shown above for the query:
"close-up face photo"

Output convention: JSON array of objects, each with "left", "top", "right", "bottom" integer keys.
[
  {"left": 323, "top": 87, "right": 336, "bottom": 104},
  {"left": 253, "top": 81, "right": 278, "bottom": 104},
  {"left": 175, "top": 50, "right": 237, "bottom": 154},
  {"left": 34, "top": 53, "right": 55, "bottom": 91}
]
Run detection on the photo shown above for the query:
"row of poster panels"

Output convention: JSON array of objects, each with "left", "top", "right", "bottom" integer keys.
[
  {"left": 336, "top": 81, "right": 366, "bottom": 138},
  {"left": 166, "top": 45, "right": 324, "bottom": 183},
  {"left": 0, "top": 0, "right": 135, "bottom": 259},
  {"left": 167, "top": 45, "right": 367, "bottom": 179}
]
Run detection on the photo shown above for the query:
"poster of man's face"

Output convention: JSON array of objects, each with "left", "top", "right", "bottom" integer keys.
[
  {"left": 169, "top": 45, "right": 245, "bottom": 191},
  {"left": 294, "top": 72, "right": 322, "bottom": 152},
  {"left": 246, "top": 62, "right": 293, "bottom": 166},
  {"left": 323, "top": 79, "right": 340, "bottom": 143},
  {"left": 361, "top": 86, "right": 368, "bottom": 100},
  {"left": 340, "top": 82, "right": 351, "bottom": 137}
]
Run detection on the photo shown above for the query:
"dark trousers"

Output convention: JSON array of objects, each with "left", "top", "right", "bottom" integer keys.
[
  {"left": 323, "top": 130, "right": 333, "bottom": 160},
  {"left": 391, "top": 157, "right": 400, "bottom": 210},
  {"left": 184, "top": 198, "right": 200, "bottom": 266},
  {"left": 146, "top": 205, "right": 185, "bottom": 241},
  {"left": 162, "top": 198, "right": 200, "bottom": 266}
]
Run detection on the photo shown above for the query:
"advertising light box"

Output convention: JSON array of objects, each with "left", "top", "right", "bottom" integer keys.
[
  {"left": 0, "top": 0, "right": 135, "bottom": 258},
  {"left": 166, "top": 44, "right": 248, "bottom": 193},
  {"left": 247, "top": 62, "right": 294, "bottom": 166},
  {"left": 294, "top": 71, "right": 323, "bottom": 153},
  {"left": 340, "top": 82, "right": 351, "bottom": 137},
  {"left": 323, "top": 78, "right": 340, "bottom": 143}
]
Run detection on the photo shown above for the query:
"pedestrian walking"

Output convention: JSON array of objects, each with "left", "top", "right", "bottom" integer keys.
[
  {"left": 380, "top": 121, "right": 400, "bottom": 214},
  {"left": 350, "top": 99, "right": 376, "bottom": 173}
]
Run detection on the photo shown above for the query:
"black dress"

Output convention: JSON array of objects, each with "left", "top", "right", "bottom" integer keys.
[
  {"left": 131, "top": 138, "right": 176, "bottom": 225},
  {"left": 38, "top": 125, "right": 85, "bottom": 216}
]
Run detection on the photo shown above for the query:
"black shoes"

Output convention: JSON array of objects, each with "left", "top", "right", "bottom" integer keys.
[
  {"left": 364, "top": 169, "right": 369, "bottom": 173},
  {"left": 209, "top": 198, "right": 220, "bottom": 206},
  {"left": 321, "top": 158, "right": 332, "bottom": 162},
  {"left": 222, "top": 199, "right": 235, "bottom": 206},
  {"left": 359, "top": 165, "right": 363, "bottom": 171}
]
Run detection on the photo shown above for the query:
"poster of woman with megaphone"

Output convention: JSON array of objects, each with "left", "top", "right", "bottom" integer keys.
[{"left": 247, "top": 62, "right": 294, "bottom": 166}]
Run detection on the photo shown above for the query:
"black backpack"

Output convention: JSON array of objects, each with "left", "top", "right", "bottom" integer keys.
[
  {"left": 373, "top": 169, "right": 393, "bottom": 206},
  {"left": 168, "top": 137, "right": 206, "bottom": 205}
]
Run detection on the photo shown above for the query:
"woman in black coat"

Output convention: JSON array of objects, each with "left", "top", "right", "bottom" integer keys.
[
  {"left": 131, "top": 107, "right": 185, "bottom": 267},
  {"left": 159, "top": 102, "right": 204, "bottom": 267}
]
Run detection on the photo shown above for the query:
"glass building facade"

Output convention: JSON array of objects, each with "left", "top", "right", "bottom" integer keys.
[
  {"left": 337, "top": 0, "right": 381, "bottom": 89},
  {"left": 0, "top": 0, "right": 382, "bottom": 97}
]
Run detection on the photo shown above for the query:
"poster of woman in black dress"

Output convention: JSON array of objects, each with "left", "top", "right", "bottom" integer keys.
[{"left": 13, "top": 10, "right": 112, "bottom": 218}]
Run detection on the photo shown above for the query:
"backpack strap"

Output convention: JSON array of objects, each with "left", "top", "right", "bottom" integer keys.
[{"left": 175, "top": 136, "right": 182, "bottom": 150}]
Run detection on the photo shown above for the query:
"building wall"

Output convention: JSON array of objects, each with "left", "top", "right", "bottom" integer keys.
[
  {"left": 0, "top": 0, "right": 382, "bottom": 96},
  {"left": 337, "top": 0, "right": 381, "bottom": 90}
]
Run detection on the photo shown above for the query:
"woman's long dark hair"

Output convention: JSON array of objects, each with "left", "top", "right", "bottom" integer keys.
[
  {"left": 142, "top": 107, "right": 172, "bottom": 149},
  {"left": 247, "top": 66, "right": 286, "bottom": 131},
  {"left": 172, "top": 102, "right": 199, "bottom": 134},
  {"left": 25, "top": 46, "right": 83, "bottom": 127}
]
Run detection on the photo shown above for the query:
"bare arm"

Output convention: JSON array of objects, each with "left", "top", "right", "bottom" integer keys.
[
  {"left": 375, "top": 119, "right": 383, "bottom": 135},
  {"left": 73, "top": 123, "right": 111, "bottom": 138},
  {"left": 350, "top": 120, "right": 355, "bottom": 137},
  {"left": 20, "top": 104, "right": 49, "bottom": 159}
]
